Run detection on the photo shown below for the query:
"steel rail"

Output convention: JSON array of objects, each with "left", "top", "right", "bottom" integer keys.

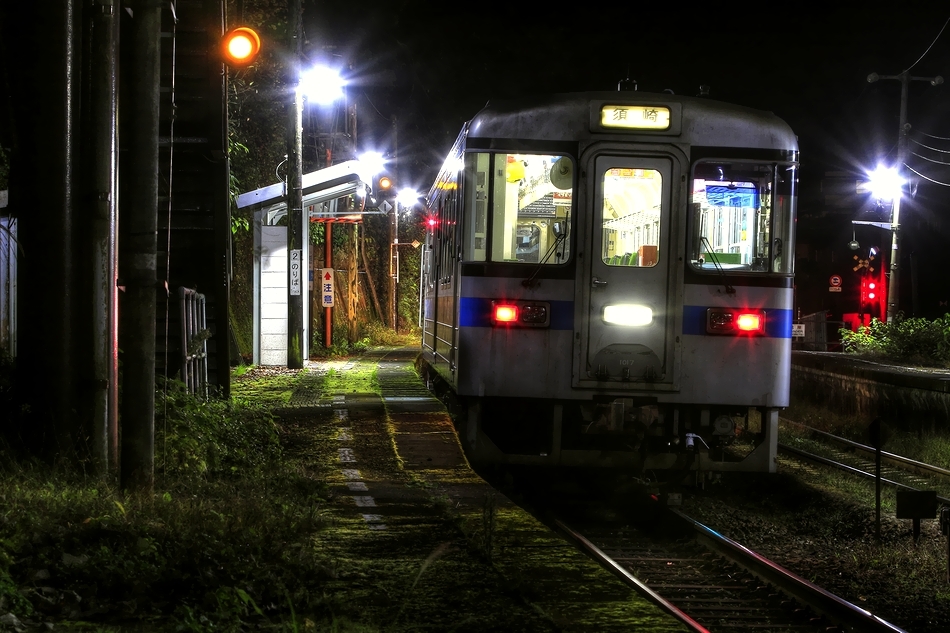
[
  {"left": 783, "top": 419, "right": 950, "bottom": 480},
  {"left": 669, "top": 509, "right": 908, "bottom": 633},
  {"left": 553, "top": 519, "right": 710, "bottom": 633},
  {"left": 557, "top": 512, "right": 907, "bottom": 633},
  {"left": 778, "top": 444, "right": 950, "bottom": 506}
]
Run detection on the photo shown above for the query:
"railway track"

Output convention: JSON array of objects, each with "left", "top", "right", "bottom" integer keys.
[
  {"left": 778, "top": 420, "right": 950, "bottom": 504},
  {"left": 555, "top": 512, "right": 906, "bottom": 633}
]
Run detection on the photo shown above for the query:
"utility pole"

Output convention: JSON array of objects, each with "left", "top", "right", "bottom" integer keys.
[
  {"left": 121, "top": 0, "right": 162, "bottom": 491},
  {"left": 286, "top": 0, "right": 304, "bottom": 368},
  {"left": 390, "top": 115, "right": 398, "bottom": 330},
  {"left": 867, "top": 70, "right": 943, "bottom": 322}
]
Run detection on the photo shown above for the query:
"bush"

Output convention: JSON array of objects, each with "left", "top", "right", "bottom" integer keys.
[
  {"left": 839, "top": 314, "right": 950, "bottom": 367},
  {"left": 156, "top": 379, "right": 282, "bottom": 478}
]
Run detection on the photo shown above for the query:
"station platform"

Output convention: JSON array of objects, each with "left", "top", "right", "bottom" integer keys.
[{"left": 267, "top": 347, "right": 688, "bottom": 632}]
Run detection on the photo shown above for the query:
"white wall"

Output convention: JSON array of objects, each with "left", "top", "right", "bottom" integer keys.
[{"left": 259, "top": 226, "right": 287, "bottom": 366}]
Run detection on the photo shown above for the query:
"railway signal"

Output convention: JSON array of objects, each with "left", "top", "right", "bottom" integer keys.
[
  {"left": 222, "top": 27, "right": 261, "bottom": 67},
  {"left": 377, "top": 174, "right": 394, "bottom": 197}
]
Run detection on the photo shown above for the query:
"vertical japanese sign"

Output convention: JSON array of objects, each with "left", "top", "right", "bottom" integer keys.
[
  {"left": 289, "top": 249, "right": 302, "bottom": 295},
  {"left": 321, "top": 268, "right": 334, "bottom": 307}
]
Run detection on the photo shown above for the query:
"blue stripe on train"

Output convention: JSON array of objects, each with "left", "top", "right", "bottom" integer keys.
[
  {"left": 459, "top": 297, "right": 574, "bottom": 330},
  {"left": 682, "top": 305, "right": 793, "bottom": 338}
]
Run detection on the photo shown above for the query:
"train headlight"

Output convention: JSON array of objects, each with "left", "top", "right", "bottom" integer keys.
[
  {"left": 706, "top": 308, "right": 766, "bottom": 335},
  {"left": 603, "top": 304, "right": 653, "bottom": 326}
]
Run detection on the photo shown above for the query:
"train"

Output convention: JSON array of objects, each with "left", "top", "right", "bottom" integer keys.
[{"left": 420, "top": 91, "right": 798, "bottom": 478}]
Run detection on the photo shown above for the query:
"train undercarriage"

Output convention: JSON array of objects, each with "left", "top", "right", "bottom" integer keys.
[{"left": 459, "top": 396, "right": 780, "bottom": 475}]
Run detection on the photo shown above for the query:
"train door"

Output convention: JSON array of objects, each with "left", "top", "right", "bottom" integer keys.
[{"left": 580, "top": 153, "right": 679, "bottom": 387}]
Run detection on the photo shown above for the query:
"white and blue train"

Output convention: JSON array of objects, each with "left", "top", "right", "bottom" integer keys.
[{"left": 421, "top": 91, "right": 797, "bottom": 476}]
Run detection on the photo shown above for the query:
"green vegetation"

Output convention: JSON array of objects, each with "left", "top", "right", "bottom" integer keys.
[
  {"left": 839, "top": 314, "right": 950, "bottom": 367},
  {"left": 0, "top": 373, "right": 338, "bottom": 631}
]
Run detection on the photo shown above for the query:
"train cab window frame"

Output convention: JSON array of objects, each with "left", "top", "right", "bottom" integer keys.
[
  {"left": 688, "top": 160, "right": 797, "bottom": 275},
  {"left": 461, "top": 151, "right": 574, "bottom": 265}
]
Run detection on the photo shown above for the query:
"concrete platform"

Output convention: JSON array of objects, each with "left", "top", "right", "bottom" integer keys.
[
  {"left": 791, "top": 351, "right": 950, "bottom": 429},
  {"left": 285, "top": 347, "right": 690, "bottom": 632}
]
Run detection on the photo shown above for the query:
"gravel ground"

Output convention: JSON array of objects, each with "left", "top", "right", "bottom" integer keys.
[{"left": 682, "top": 457, "right": 950, "bottom": 633}]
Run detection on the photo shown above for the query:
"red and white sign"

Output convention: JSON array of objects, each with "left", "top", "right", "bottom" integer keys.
[
  {"left": 829, "top": 275, "right": 842, "bottom": 287},
  {"left": 321, "top": 268, "right": 334, "bottom": 307}
]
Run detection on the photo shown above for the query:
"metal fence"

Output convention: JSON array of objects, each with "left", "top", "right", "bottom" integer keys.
[
  {"left": 179, "top": 287, "right": 209, "bottom": 397},
  {"left": 796, "top": 311, "right": 844, "bottom": 352}
]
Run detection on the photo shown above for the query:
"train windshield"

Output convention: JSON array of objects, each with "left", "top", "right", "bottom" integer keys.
[
  {"left": 462, "top": 152, "right": 573, "bottom": 264},
  {"left": 689, "top": 161, "right": 796, "bottom": 274},
  {"left": 600, "top": 167, "right": 663, "bottom": 267}
]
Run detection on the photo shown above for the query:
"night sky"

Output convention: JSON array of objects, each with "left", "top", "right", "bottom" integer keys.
[
  {"left": 298, "top": 2, "right": 950, "bottom": 187},
  {"left": 286, "top": 1, "right": 950, "bottom": 318}
]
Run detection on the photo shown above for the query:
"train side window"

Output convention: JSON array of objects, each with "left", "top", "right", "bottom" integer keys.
[
  {"left": 462, "top": 152, "right": 573, "bottom": 264},
  {"left": 462, "top": 153, "right": 489, "bottom": 261},
  {"left": 689, "top": 161, "right": 797, "bottom": 274},
  {"left": 601, "top": 168, "right": 663, "bottom": 267}
]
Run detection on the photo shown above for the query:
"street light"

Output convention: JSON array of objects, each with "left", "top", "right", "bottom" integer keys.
[
  {"left": 866, "top": 165, "right": 903, "bottom": 203},
  {"left": 357, "top": 151, "right": 385, "bottom": 180},
  {"left": 299, "top": 65, "right": 345, "bottom": 106},
  {"left": 866, "top": 70, "right": 943, "bottom": 322},
  {"left": 396, "top": 187, "right": 420, "bottom": 208}
]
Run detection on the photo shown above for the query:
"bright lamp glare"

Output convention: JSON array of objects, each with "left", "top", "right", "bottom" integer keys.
[
  {"left": 397, "top": 188, "right": 420, "bottom": 207},
  {"left": 603, "top": 304, "right": 653, "bottom": 326},
  {"left": 866, "top": 165, "right": 903, "bottom": 201},
  {"left": 299, "top": 66, "right": 345, "bottom": 105},
  {"left": 357, "top": 152, "right": 385, "bottom": 180}
]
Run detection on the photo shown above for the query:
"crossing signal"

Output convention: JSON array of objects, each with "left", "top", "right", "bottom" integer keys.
[{"left": 222, "top": 27, "right": 261, "bottom": 67}]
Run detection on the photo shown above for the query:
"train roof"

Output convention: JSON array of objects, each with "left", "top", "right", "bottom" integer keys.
[{"left": 466, "top": 91, "right": 798, "bottom": 153}]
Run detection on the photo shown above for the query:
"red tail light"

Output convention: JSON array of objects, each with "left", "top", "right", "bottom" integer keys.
[
  {"left": 707, "top": 308, "right": 766, "bottom": 335},
  {"left": 493, "top": 304, "right": 519, "bottom": 323},
  {"left": 489, "top": 300, "right": 551, "bottom": 327},
  {"left": 735, "top": 312, "right": 764, "bottom": 332}
]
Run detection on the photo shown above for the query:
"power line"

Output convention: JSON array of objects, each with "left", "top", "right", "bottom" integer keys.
[
  {"left": 909, "top": 137, "right": 950, "bottom": 154},
  {"left": 904, "top": 163, "right": 950, "bottom": 187},
  {"left": 910, "top": 150, "right": 950, "bottom": 166},
  {"left": 904, "top": 12, "right": 950, "bottom": 72},
  {"left": 912, "top": 129, "right": 950, "bottom": 141}
]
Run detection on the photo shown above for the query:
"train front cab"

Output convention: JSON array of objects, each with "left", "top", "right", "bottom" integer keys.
[{"left": 423, "top": 96, "right": 798, "bottom": 477}]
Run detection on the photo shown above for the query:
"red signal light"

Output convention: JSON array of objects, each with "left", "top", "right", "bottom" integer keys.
[{"left": 222, "top": 27, "right": 261, "bottom": 67}]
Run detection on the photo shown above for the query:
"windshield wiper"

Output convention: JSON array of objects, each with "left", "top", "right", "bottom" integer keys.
[
  {"left": 700, "top": 236, "right": 736, "bottom": 295},
  {"left": 522, "top": 232, "right": 567, "bottom": 288}
]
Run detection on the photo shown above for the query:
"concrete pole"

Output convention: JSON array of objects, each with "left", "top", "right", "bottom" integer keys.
[
  {"left": 120, "top": 0, "right": 162, "bottom": 491},
  {"left": 9, "top": 0, "right": 80, "bottom": 456},
  {"left": 83, "top": 0, "right": 119, "bottom": 476},
  {"left": 286, "top": 0, "right": 304, "bottom": 368},
  {"left": 885, "top": 73, "right": 909, "bottom": 324}
]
